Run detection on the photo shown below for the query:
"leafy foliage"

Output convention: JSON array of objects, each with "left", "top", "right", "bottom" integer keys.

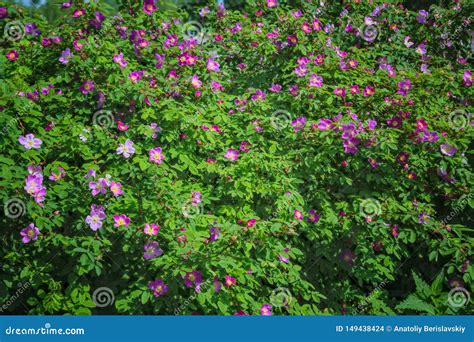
[{"left": 0, "top": 0, "right": 472, "bottom": 315}]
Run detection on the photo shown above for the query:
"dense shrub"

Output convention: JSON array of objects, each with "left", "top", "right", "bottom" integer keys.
[{"left": 0, "top": 0, "right": 472, "bottom": 315}]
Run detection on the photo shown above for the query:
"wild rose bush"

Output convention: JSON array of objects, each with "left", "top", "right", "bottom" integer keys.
[{"left": 0, "top": 0, "right": 472, "bottom": 315}]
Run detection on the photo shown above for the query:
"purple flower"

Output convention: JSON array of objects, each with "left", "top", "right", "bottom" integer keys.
[
  {"left": 251, "top": 89, "right": 266, "bottom": 101},
  {"left": 19, "top": 134, "right": 42, "bottom": 149},
  {"left": 318, "top": 119, "right": 332, "bottom": 131},
  {"left": 260, "top": 304, "right": 272, "bottom": 316},
  {"left": 209, "top": 225, "right": 220, "bottom": 241},
  {"left": 309, "top": 74, "right": 323, "bottom": 87},
  {"left": 268, "top": 84, "right": 282, "bottom": 93},
  {"left": 291, "top": 116, "right": 306, "bottom": 132},
  {"left": 59, "top": 48, "right": 73, "bottom": 64},
  {"left": 367, "top": 119, "right": 377, "bottom": 130},
  {"left": 80, "top": 80, "right": 94, "bottom": 94},
  {"left": 20, "top": 223, "right": 40, "bottom": 244},
  {"left": 110, "top": 181, "right": 123, "bottom": 196},
  {"left": 85, "top": 205, "right": 106, "bottom": 231},
  {"left": 418, "top": 212, "right": 430, "bottom": 225},
  {"left": 143, "top": 241, "right": 163, "bottom": 260},
  {"left": 207, "top": 58, "right": 220, "bottom": 72},
  {"left": 397, "top": 79, "right": 412, "bottom": 96},
  {"left": 149, "top": 147, "right": 165, "bottom": 164},
  {"left": 340, "top": 249, "right": 355, "bottom": 266},
  {"left": 184, "top": 271, "right": 203, "bottom": 291},
  {"left": 48, "top": 167, "right": 66, "bottom": 181},
  {"left": 116, "top": 139, "right": 135, "bottom": 158},
  {"left": 307, "top": 209, "right": 320, "bottom": 223},
  {"left": 113, "top": 53, "right": 127, "bottom": 69},
  {"left": 191, "top": 191, "right": 201, "bottom": 206},
  {"left": 440, "top": 143, "right": 457, "bottom": 156},
  {"left": 143, "top": 0, "right": 157, "bottom": 15},
  {"left": 89, "top": 178, "right": 109, "bottom": 197},
  {"left": 213, "top": 276, "right": 222, "bottom": 293},
  {"left": 113, "top": 214, "right": 130, "bottom": 228},
  {"left": 148, "top": 278, "right": 168, "bottom": 297},
  {"left": 24, "top": 173, "right": 46, "bottom": 206},
  {"left": 224, "top": 148, "right": 239, "bottom": 161}
]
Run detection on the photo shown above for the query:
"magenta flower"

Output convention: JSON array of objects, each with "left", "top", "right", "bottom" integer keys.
[
  {"left": 143, "top": 0, "right": 157, "bottom": 15},
  {"left": 440, "top": 143, "right": 457, "bottom": 156},
  {"left": 224, "top": 148, "right": 239, "bottom": 161},
  {"left": 113, "top": 53, "right": 127, "bottom": 69},
  {"left": 224, "top": 275, "right": 236, "bottom": 288},
  {"left": 59, "top": 48, "right": 73, "bottom": 64},
  {"left": 144, "top": 241, "right": 163, "bottom": 260},
  {"left": 148, "top": 278, "right": 168, "bottom": 297},
  {"left": 109, "top": 181, "right": 123, "bottom": 196},
  {"left": 318, "top": 119, "right": 332, "bottom": 131},
  {"left": 268, "top": 84, "right": 282, "bottom": 93},
  {"left": 293, "top": 210, "right": 303, "bottom": 220},
  {"left": 191, "top": 191, "right": 202, "bottom": 206},
  {"left": 309, "top": 74, "right": 323, "bottom": 87},
  {"left": 184, "top": 271, "right": 203, "bottom": 291},
  {"left": 79, "top": 80, "right": 94, "bottom": 94},
  {"left": 24, "top": 173, "right": 46, "bottom": 206},
  {"left": 48, "top": 167, "right": 66, "bottom": 181},
  {"left": 116, "top": 139, "right": 135, "bottom": 158},
  {"left": 391, "top": 225, "right": 399, "bottom": 238},
  {"left": 267, "top": 0, "right": 277, "bottom": 7},
  {"left": 191, "top": 75, "right": 202, "bottom": 88},
  {"left": 334, "top": 87, "right": 346, "bottom": 97},
  {"left": 18, "top": 134, "right": 42, "bottom": 149},
  {"left": 20, "top": 223, "right": 40, "bottom": 244},
  {"left": 463, "top": 70, "right": 472, "bottom": 86},
  {"left": 149, "top": 147, "right": 165, "bottom": 164},
  {"left": 128, "top": 71, "right": 142, "bottom": 83},
  {"left": 144, "top": 223, "right": 160, "bottom": 236},
  {"left": 85, "top": 205, "right": 106, "bottom": 231},
  {"left": 397, "top": 79, "right": 412, "bottom": 96},
  {"left": 6, "top": 50, "right": 18, "bottom": 61},
  {"left": 291, "top": 117, "right": 306, "bottom": 132},
  {"left": 307, "top": 209, "right": 320, "bottom": 223},
  {"left": 363, "top": 85, "right": 375, "bottom": 97},
  {"left": 207, "top": 58, "right": 220, "bottom": 72},
  {"left": 260, "top": 304, "right": 272, "bottom": 316},
  {"left": 301, "top": 21, "right": 312, "bottom": 33},
  {"left": 113, "top": 214, "right": 130, "bottom": 228},
  {"left": 89, "top": 178, "right": 109, "bottom": 197}
]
